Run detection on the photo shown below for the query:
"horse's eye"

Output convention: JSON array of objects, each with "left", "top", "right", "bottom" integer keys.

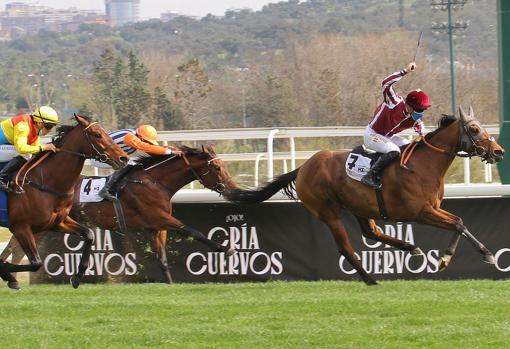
[{"left": 95, "top": 133, "right": 102, "bottom": 139}]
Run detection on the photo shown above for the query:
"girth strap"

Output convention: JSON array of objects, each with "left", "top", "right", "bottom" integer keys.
[
  {"left": 112, "top": 198, "right": 127, "bottom": 233},
  {"left": 375, "top": 187, "right": 388, "bottom": 220}
]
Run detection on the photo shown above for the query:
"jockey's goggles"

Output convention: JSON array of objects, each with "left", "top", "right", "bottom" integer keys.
[{"left": 43, "top": 122, "right": 56, "bottom": 130}]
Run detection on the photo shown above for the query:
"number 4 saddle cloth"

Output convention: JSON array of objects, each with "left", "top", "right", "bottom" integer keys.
[
  {"left": 345, "top": 145, "right": 383, "bottom": 182},
  {"left": 79, "top": 177, "right": 107, "bottom": 203}
]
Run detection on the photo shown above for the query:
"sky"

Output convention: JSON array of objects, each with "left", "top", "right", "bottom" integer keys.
[{"left": 0, "top": 0, "right": 284, "bottom": 19}]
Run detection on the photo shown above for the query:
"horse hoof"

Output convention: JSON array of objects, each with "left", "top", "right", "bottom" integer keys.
[
  {"left": 70, "top": 275, "right": 81, "bottom": 289},
  {"left": 483, "top": 253, "right": 496, "bottom": 265},
  {"left": 225, "top": 248, "right": 236, "bottom": 257},
  {"left": 438, "top": 254, "right": 452, "bottom": 272},
  {"left": 410, "top": 247, "right": 424, "bottom": 256},
  {"left": 7, "top": 281, "right": 20, "bottom": 290}
]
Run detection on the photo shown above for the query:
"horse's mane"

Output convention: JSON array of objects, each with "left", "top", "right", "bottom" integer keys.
[
  {"left": 135, "top": 145, "right": 211, "bottom": 168},
  {"left": 423, "top": 114, "right": 458, "bottom": 142}
]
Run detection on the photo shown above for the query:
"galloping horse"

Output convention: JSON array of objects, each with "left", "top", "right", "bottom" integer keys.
[
  {"left": 0, "top": 115, "right": 128, "bottom": 289},
  {"left": 224, "top": 107, "right": 505, "bottom": 285},
  {"left": 70, "top": 145, "right": 239, "bottom": 283}
]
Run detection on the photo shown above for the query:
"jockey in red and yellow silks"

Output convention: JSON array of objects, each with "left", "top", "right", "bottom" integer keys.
[
  {"left": 0, "top": 106, "right": 59, "bottom": 191},
  {"left": 98, "top": 124, "right": 183, "bottom": 200}
]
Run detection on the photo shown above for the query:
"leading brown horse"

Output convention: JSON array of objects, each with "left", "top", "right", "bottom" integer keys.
[
  {"left": 224, "top": 107, "right": 505, "bottom": 285},
  {"left": 70, "top": 145, "right": 239, "bottom": 283},
  {"left": 0, "top": 115, "right": 128, "bottom": 289}
]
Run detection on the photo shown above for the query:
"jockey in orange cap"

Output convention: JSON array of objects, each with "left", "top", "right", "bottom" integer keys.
[
  {"left": 98, "top": 124, "right": 182, "bottom": 200},
  {"left": 0, "top": 106, "right": 59, "bottom": 192}
]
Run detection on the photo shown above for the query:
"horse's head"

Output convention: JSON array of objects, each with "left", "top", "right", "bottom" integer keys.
[
  {"left": 184, "top": 145, "right": 239, "bottom": 194},
  {"left": 74, "top": 115, "right": 129, "bottom": 169},
  {"left": 458, "top": 106, "right": 505, "bottom": 164}
]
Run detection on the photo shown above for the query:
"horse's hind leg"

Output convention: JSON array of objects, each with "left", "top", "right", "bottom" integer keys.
[
  {"left": 355, "top": 216, "right": 423, "bottom": 255},
  {"left": 419, "top": 207, "right": 494, "bottom": 269},
  {"left": 3, "top": 225, "right": 43, "bottom": 290},
  {"left": 152, "top": 230, "right": 173, "bottom": 283},
  {"left": 0, "top": 261, "right": 18, "bottom": 289},
  {"left": 322, "top": 215, "right": 377, "bottom": 286}
]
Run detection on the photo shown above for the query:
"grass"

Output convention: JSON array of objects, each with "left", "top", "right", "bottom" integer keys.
[{"left": 0, "top": 280, "right": 508, "bottom": 349}]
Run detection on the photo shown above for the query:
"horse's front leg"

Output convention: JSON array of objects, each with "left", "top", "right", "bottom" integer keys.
[
  {"left": 419, "top": 207, "right": 494, "bottom": 270},
  {"left": 55, "top": 216, "right": 95, "bottom": 289},
  {"left": 162, "top": 215, "right": 235, "bottom": 256}
]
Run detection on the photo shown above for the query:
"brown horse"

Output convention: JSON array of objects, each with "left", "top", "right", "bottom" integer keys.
[
  {"left": 0, "top": 115, "right": 128, "bottom": 289},
  {"left": 224, "top": 107, "right": 505, "bottom": 285},
  {"left": 70, "top": 145, "right": 239, "bottom": 283}
]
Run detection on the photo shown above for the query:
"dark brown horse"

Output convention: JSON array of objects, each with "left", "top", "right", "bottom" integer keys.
[
  {"left": 0, "top": 115, "right": 128, "bottom": 289},
  {"left": 70, "top": 145, "right": 239, "bottom": 283},
  {"left": 224, "top": 107, "right": 505, "bottom": 285}
]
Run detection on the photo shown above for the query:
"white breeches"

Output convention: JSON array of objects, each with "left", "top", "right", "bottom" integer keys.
[
  {"left": 363, "top": 126, "right": 410, "bottom": 154},
  {"left": 0, "top": 145, "right": 32, "bottom": 162}
]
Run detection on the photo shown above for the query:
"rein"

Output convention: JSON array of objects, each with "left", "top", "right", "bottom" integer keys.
[
  {"left": 133, "top": 152, "right": 225, "bottom": 193},
  {"left": 400, "top": 119, "right": 473, "bottom": 167}
]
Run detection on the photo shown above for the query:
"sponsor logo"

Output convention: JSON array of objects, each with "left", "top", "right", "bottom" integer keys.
[
  {"left": 494, "top": 248, "right": 510, "bottom": 272},
  {"left": 44, "top": 229, "right": 137, "bottom": 277},
  {"left": 338, "top": 223, "right": 439, "bottom": 275},
  {"left": 186, "top": 221, "right": 283, "bottom": 276}
]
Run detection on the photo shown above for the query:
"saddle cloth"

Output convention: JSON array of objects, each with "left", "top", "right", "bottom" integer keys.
[
  {"left": 79, "top": 177, "right": 107, "bottom": 203},
  {"left": 345, "top": 146, "right": 382, "bottom": 182}
]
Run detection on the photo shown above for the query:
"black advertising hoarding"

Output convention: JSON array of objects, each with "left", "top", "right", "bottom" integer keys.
[{"left": 31, "top": 198, "right": 510, "bottom": 284}]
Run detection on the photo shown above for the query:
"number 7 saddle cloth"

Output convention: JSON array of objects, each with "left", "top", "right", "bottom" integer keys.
[{"left": 345, "top": 145, "right": 383, "bottom": 182}]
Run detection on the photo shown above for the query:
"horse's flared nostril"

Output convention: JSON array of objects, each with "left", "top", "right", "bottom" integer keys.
[{"left": 120, "top": 156, "right": 129, "bottom": 164}]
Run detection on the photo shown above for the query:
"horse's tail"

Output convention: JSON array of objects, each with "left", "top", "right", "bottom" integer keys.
[{"left": 224, "top": 168, "right": 300, "bottom": 203}]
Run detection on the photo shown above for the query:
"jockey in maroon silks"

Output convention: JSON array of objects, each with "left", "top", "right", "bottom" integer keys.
[{"left": 361, "top": 62, "right": 431, "bottom": 189}]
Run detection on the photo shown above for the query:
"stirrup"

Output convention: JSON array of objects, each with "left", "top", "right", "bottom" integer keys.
[{"left": 361, "top": 175, "right": 382, "bottom": 189}]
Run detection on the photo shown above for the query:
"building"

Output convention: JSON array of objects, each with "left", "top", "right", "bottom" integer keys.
[
  {"left": 0, "top": 2, "right": 106, "bottom": 38},
  {"left": 105, "top": 0, "right": 140, "bottom": 26}
]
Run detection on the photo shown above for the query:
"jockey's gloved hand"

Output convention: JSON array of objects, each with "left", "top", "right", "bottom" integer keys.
[{"left": 42, "top": 143, "right": 57, "bottom": 152}]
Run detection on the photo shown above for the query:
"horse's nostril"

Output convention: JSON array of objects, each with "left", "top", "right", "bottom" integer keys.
[
  {"left": 120, "top": 156, "right": 129, "bottom": 163},
  {"left": 494, "top": 149, "right": 504, "bottom": 156}
]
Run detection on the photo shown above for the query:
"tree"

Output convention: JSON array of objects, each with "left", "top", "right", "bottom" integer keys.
[
  {"left": 93, "top": 49, "right": 123, "bottom": 129},
  {"left": 152, "top": 86, "right": 184, "bottom": 130},
  {"left": 174, "top": 58, "right": 212, "bottom": 129},
  {"left": 116, "top": 51, "right": 152, "bottom": 128}
]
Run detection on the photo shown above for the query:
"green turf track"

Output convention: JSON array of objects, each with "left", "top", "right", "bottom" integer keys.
[{"left": 0, "top": 280, "right": 509, "bottom": 349}]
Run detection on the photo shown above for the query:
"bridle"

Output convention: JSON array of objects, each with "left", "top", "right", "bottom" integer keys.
[
  {"left": 57, "top": 121, "right": 117, "bottom": 163},
  {"left": 182, "top": 153, "right": 227, "bottom": 193},
  {"left": 420, "top": 118, "right": 494, "bottom": 160},
  {"left": 402, "top": 117, "right": 497, "bottom": 168},
  {"left": 136, "top": 150, "right": 227, "bottom": 193},
  {"left": 458, "top": 119, "right": 496, "bottom": 162}
]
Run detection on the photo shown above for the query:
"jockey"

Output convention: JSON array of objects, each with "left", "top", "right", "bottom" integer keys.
[
  {"left": 98, "top": 124, "right": 182, "bottom": 200},
  {"left": 0, "top": 106, "right": 59, "bottom": 191},
  {"left": 361, "top": 62, "right": 431, "bottom": 189}
]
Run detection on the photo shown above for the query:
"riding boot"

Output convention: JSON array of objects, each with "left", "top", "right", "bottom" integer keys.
[
  {"left": 0, "top": 156, "right": 26, "bottom": 192},
  {"left": 361, "top": 151, "right": 400, "bottom": 189},
  {"left": 98, "top": 166, "right": 131, "bottom": 201}
]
